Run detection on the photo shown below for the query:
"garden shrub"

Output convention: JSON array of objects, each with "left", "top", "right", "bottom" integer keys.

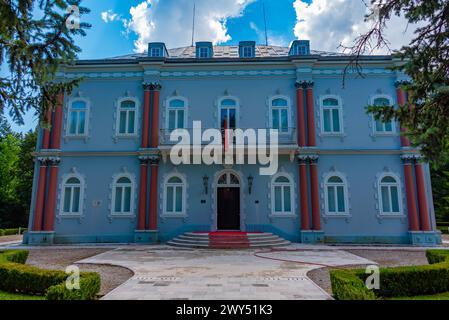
[
  {"left": 330, "top": 269, "right": 377, "bottom": 300},
  {"left": 0, "top": 228, "right": 27, "bottom": 236},
  {"left": 0, "top": 250, "right": 100, "bottom": 300},
  {"left": 331, "top": 249, "right": 449, "bottom": 300}
]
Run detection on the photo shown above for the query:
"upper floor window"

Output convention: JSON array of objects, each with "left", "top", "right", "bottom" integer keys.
[
  {"left": 199, "top": 47, "right": 210, "bottom": 58},
  {"left": 61, "top": 176, "right": 83, "bottom": 215},
  {"left": 324, "top": 174, "right": 349, "bottom": 215},
  {"left": 117, "top": 99, "right": 137, "bottom": 136},
  {"left": 271, "top": 175, "right": 293, "bottom": 215},
  {"left": 372, "top": 96, "right": 395, "bottom": 134},
  {"left": 164, "top": 175, "right": 186, "bottom": 215},
  {"left": 112, "top": 176, "right": 134, "bottom": 215},
  {"left": 270, "top": 97, "right": 290, "bottom": 133},
  {"left": 379, "top": 175, "right": 401, "bottom": 214},
  {"left": 167, "top": 98, "right": 187, "bottom": 130},
  {"left": 321, "top": 97, "right": 343, "bottom": 134},
  {"left": 68, "top": 100, "right": 88, "bottom": 136},
  {"left": 219, "top": 98, "right": 238, "bottom": 129},
  {"left": 242, "top": 46, "right": 254, "bottom": 58}
]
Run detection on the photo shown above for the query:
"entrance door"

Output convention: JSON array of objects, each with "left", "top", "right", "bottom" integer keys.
[{"left": 217, "top": 187, "right": 240, "bottom": 230}]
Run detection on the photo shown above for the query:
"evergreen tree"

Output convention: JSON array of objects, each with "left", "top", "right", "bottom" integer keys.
[
  {"left": 0, "top": 0, "right": 90, "bottom": 125},
  {"left": 345, "top": 0, "right": 449, "bottom": 165}
]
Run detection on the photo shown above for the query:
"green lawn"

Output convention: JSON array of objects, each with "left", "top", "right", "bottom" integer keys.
[
  {"left": 390, "top": 292, "right": 449, "bottom": 300},
  {"left": 0, "top": 290, "right": 45, "bottom": 300}
]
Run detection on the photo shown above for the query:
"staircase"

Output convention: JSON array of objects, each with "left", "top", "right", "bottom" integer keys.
[{"left": 167, "top": 232, "right": 290, "bottom": 249}]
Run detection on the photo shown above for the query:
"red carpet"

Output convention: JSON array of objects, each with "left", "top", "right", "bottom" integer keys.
[{"left": 208, "top": 232, "right": 251, "bottom": 249}]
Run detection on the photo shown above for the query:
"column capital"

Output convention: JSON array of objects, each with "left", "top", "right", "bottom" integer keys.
[
  {"left": 295, "top": 80, "right": 314, "bottom": 89},
  {"left": 143, "top": 83, "right": 152, "bottom": 91},
  {"left": 400, "top": 153, "right": 422, "bottom": 163},
  {"left": 297, "top": 154, "right": 319, "bottom": 163},
  {"left": 395, "top": 80, "right": 411, "bottom": 88},
  {"left": 37, "top": 156, "right": 60, "bottom": 166}
]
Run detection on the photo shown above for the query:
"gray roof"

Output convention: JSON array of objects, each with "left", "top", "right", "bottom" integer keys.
[{"left": 107, "top": 45, "right": 346, "bottom": 60}]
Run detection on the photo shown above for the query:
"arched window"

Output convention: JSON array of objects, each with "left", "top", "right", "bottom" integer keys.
[
  {"left": 68, "top": 100, "right": 88, "bottom": 136},
  {"left": 219, "top": 98, "right": 238, "bottom": 129},
  {"left": 167, "top": 98, "right": 187, "bottom": 130},
  {"left": 321, "top": 97, "right": 342, "bottom": 134},
  {"left": 117, "top": 99, "right": 137, "bottom": 135},
  {"left": 379, "top": 175, "right": 401, "bottom": 214},
  {"left": 112, "top": 176, "right": 134, "bottom": 215},
  {"left": 218, "top": 172, "right": 240, "bottom": 186},
  {"left": 270, "top": 97, "right": 290, "bottom": 133},
  {"left": 164, "top": 175, "right": 186, "bottom": 215},
  {"left": 271, "top": 175, "right": 293, "bottom": 214},
  {"left": 372, "top": 96, "right": 394, "bottom": 133},
  {"left": 324, "top": 174, "right": 349, "bottom": 214},
  {"left": 62, "top": 176, "right": 83, "bottom": 215}
]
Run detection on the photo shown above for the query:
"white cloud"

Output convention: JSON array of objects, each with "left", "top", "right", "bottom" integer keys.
[
  {"left": 101, "top": 10, "right": 121, "bottom": 23},
  {"left": 293, "top": 0, "right": 419, "bottom": 54},
  {"left": 124, "top": 0, "right": 255, "bottom": 52}
]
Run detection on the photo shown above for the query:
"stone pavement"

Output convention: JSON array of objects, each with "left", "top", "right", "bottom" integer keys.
[{"left": 78, "top": 246, "right": 374, "bottom": 300}]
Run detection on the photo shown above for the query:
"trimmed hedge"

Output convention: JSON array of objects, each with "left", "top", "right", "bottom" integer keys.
[
  {"left": 0, "top": 250, "right": 100, "bottom": 300},
  {"left": 330, "top": 249, "right": 449, "bottom": 300},
  {"left": 0, "top": 228, "right": 27, "bottom": 236}
]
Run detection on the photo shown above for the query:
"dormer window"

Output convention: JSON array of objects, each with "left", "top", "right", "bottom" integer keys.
[
  {"left": 239, "top": 41, "right": 256, "bottom": 58},
  {"left": 195, "top": 42, "right": 213, "bottom": 59},
  {"left": 147, "top": 42, "right": 167, "bottom": 58},
  {"left": 289, "top": 40, "right": 310, "bottom": 56},
  {"left": 242, "top": 46, "right": 253, "bottom": 58},
  {"left": 150, "top": 47, "right": 162, "bottom": 57},
  {"left": 199, "top": 47, "right": 210, "bottom": 58}
]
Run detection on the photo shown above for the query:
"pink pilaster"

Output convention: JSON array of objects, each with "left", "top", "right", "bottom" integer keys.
[{"left": 415, "top": 162, "right": 431, "bottom": 231}]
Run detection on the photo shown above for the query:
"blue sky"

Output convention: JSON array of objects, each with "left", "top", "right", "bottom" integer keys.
[{"left": 6, "top": 0, "right": 416, "bottom": 133}]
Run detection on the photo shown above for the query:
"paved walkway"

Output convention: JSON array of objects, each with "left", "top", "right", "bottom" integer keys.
[{"left": 78, "top": 246, "right": 374, "bottom": 300}]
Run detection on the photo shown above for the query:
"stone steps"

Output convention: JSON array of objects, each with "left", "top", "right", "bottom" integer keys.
[{"left": 167, "top": 232, "right": 290, "bottom": 249}]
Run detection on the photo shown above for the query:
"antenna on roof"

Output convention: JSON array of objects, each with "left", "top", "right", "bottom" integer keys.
[
  {"left": 191, "top": 2, "right": 196, "bottom": 46},
  {"left": 263, "top": 1, "right": 268, "bottom": 46}
]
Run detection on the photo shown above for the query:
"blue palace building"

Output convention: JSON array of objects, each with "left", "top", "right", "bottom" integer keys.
[{"left": 25, "top": 40, "right": 442, "bottom": 246}]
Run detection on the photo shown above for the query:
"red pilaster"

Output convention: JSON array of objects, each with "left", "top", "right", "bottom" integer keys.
[
  {"left": 415, "top": 162, "right": 431, "bottom": 231},
  {"left": 50, "top": 93, "right": 64, "bottom": 149},
  {"left": 295, "top": 84, "right": 307, "bottom": 147},
  {"left": 32, "top": 163, "right": 47, "bottom": 231},
  {"left": 142, "top": 86, "right": 151, "bottom": 148},
  {"left": 305, "top": 85, "right": 316, "bottom": 147},
  {"left": 309, "top": 159, "right": 321, "bottom": 230},
  {"left": 43, "top": 163, "right": 59, "bottom": 231},
  {"left": 150, "top": 86, "right": 161, "bottom": 148},
  {"left": 148, "top": 162, "right": 159, "bottom": 230},
  {"left": 299, "top": 160, "right": 310, "bottom": 230},
  {"left": 137, "top": 161, "right": 148, "bottom": 230},
  {"left": 396, "top": 88, "right": 410, "bottom": 147},
  {"left": 42, "top": 109, "right": 52, "bottom": 149},
  {"left": 403, "top": 161, "right": 420, "bottom": 231}
]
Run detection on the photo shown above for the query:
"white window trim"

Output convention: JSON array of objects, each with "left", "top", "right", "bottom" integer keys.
[
  {"left": 165, "top": 96, "right": 188, "bottom": 130},
  {"left": 323, "top": 172, "right": 350, "bottom": 216},
  {"left": 65, "top": 97, "right": 90, "bottom": 139},
  {"left": 319, "top": 95, "right": 345, "bottom": 136},
  {"left": 162, "top": 174, "right": 187, "bottom": 217},
  {"left": 59, "top": 173, "right": 85, "bottom": 217},
  {"left": 217, "top": 96, "right": 240, "bottom": 129},
  {"left": 377, "top": 172, "right": 404, "bottom": 216},
  {"left": 114, "top": 96, "right": 140, "bottom": 138},
  {"left": 268, "top": 95, "right": 292, "bottom": 135},
  {"left": 199, "top": 47, "right": 210, "bottom": 58},
  {"left": 150, "top": 47, "right": 162, "bottom": 57},
  {"left": 269, "top": 172, "right": 296, "bottom": 218},
  {"left": 241, "top": 46, "right": 254, "bottom": 58},
  {"left": 110, "top": 173, "right": 136, "bottom": 217},
  {"left": 370, "top": 94, "right": 397, "bottom": 136}
]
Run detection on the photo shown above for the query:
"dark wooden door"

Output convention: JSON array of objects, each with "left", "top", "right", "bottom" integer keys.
[{"left": 217, "top": 187, "right": 240, "bottom": 230}]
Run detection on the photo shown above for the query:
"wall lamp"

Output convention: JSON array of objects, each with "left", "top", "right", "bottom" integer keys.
[
  {"left": 203, "top": 175, "right": 209, "bottom": 195},
  {"left": 247, "top": 175, "right": 254, "bottom": 194}
]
